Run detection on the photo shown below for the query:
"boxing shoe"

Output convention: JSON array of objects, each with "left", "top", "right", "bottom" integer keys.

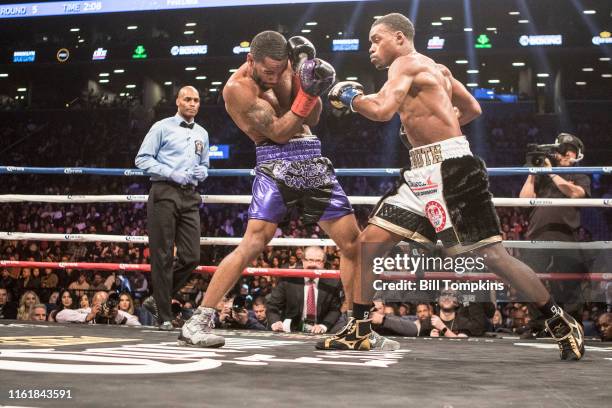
[
  {"left": 369, "top": 330, "right": 400, "bottom": 351},
  {"left": 544, "top": 307, "right": 585, "bottom": 361},
  {"left": 315, "top": 317, "right": 398, "bottom": 351},
  {"left": 177, "top": 307, "right": 225, "bottom": 348}
]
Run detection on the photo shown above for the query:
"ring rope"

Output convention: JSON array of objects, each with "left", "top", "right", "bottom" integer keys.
[
  {"left": 0, "top": 232, "right": 609, "bottom": 249},
  {"left": 0, "top": 194, "right": 610, "bottom": 207},
  {"left": 1, "top": 166, "right": 611, "bottom": 177},
  {"left": 1, "top": 260, "right": 608, "bottom": 282}
]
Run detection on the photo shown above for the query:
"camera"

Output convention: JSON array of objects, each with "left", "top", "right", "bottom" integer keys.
[
  {"left": 525, "top": 143, "right": 559, "bottom": 167},
  {"left": 525, "top": 133, "right": 584, "bottom": 167},
  {"left": 96, "top": 292, "right": 120, "bottom": 322},
  {"left": 232, "top": 296, "right": 247, "bottom": 313}
]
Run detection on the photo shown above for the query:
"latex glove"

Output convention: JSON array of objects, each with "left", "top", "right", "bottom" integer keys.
[
  {"left": 193, "top": 165, "right": 208, "bottom": 182},
  {"left": 169, "top": 170, "right": 190, "bottom": 185}
]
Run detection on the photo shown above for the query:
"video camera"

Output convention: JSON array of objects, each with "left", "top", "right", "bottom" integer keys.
[{"left": 525, "top": 133, "right": 584, "bottom": 167}]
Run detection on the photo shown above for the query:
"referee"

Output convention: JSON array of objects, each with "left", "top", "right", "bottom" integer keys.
[{"left": 135, "top": 86, "right": 209, "bottom": 330}]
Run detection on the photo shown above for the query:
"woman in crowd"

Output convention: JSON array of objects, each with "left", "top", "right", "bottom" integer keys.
[
  {"left": 118, "top": 292, "right": 135, "bottom": 315},
  {"left": 79, "top": 293, "right": 90, "bottom": 309},
  {"left": 17, "top": 290, "right": 40, "bottom": 320},
  {"left": 48, "top": 289, "right": 76, "bottom": 322}
]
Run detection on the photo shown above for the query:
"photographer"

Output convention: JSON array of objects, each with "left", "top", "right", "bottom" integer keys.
[
  {"left": 220, "top": 295, "right": 267, "bottom": 331},
  {"left": 519, "top": 133, "right": 591, "bottom": 320},
  {"left": 56, "top": 291, "right": 140, "bottom": 326},
  {"left": 520, "top": 133, "right": 589, "bottom": 203}
]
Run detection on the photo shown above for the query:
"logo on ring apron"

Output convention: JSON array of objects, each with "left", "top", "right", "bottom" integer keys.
[
  {"left": 194, "top": 140, "right": 203, "bottom": 156},
  {"left": 425, "top": 201, "right": 446, "bottom": 232}
]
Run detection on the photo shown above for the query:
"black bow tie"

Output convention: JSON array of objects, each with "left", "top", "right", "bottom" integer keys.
[{"left": 180, "top": 121, "right": 194, "bottom": 129}]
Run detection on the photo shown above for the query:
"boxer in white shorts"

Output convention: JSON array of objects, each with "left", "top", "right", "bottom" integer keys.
[{"left": 319, "top": 13, "right": 584, "bottom": 361}]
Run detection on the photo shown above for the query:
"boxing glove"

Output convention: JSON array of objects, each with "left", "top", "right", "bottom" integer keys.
[
  {"left": 287, "top": 36, "right": 316, "bottom": 72},
  {"left": 297, "top": 58, "right": 336, "bottom": 96},
  {"left": 328, "top": 81, "right": 364, "bottom": 112},
  {"left": 291, "top": 58, "right": 336, "bottom": 118}
]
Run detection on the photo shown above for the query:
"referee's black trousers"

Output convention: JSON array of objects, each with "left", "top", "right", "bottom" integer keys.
[{"left": 147, "top": 182, "right": 201, "bottom": 322}]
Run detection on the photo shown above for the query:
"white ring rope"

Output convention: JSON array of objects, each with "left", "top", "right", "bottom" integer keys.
[
  {"left": 0, "top": 232, "right": 609, "bottom": 249},
  {"left": 0, "top": 194, "right": 610, "bottom": 207}
]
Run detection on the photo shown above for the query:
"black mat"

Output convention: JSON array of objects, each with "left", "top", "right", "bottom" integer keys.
[{"left": 0, "top": 321, "right": 610, "bottom": 408}]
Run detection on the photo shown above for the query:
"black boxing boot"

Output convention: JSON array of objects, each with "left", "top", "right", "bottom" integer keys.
[
  {"left": 544, "top": 306, "right": 585, "bottom": 361},
  {"left": 315, "top": 318, "right": 372, "bottom": 350}
]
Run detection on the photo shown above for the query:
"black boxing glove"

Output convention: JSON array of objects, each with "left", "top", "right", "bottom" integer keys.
[
  {"left": 297, "top": 58, "right": 336, "bottom": 96},
  {"left": 291, "top": 58, "right": 336, "bottom": 117},
  {"left": 287, "top": 36, "right": 316, "bottom": 72},
  {"left": 328, "top": 81, "right": 364, "bottom": 112}
]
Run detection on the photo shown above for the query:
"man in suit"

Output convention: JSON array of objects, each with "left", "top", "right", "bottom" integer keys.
[{"left": 267, "top": 246, "right": 342, "bottom": 334}]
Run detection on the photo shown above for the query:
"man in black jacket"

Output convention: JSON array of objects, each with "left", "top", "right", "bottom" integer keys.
[
  {"left": 0, "top": 287, "right": 17, "bottom": 320},
  {"left": 267, "top": 246, "right": 342, "bottom": 334},
  {"left": 430, "top": 290, "right": 489, "bottom": 337}
]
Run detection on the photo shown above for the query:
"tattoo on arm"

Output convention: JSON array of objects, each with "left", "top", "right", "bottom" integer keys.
[{"left": 246, "top": 102, "right": 275, "bottom": 135}]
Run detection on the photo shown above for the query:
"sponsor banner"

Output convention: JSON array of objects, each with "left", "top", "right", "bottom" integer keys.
[
  {"left": 519, "top": 34, "right": 563, "bottom": 46},
  {"left": 170, "top": 45, "right": 208, "bottom": 56}
]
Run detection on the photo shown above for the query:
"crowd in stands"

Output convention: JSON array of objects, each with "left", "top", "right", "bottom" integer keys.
[{"left": 0, "top": 105, "right": 611, "bottom": 341}]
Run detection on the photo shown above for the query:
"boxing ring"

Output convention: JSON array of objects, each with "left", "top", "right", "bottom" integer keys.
[
  {"left": 1, "top": 165, "right": 611, "bottom": 407},
  {"left": 1, "top": 164, "right": 611, "bottom": 280}
]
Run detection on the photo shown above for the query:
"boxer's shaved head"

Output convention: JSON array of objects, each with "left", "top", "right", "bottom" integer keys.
[
  {"left": 250, "top": 30, "right": 288, "bottom": 62},
  {"left": 372, "top": 13, "right": 415, "bottom": 41}
]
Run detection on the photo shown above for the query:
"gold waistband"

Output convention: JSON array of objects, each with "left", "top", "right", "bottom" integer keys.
[{"left": 409, "top": 144, "right": 444, "bottom": 168}]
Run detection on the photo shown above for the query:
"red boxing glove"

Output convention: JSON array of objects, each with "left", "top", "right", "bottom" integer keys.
[{"left": 290, "top": 74, "right": 318, "bottom": 118}]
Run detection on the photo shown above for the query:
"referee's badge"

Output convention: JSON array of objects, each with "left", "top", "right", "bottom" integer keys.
[{"left": 194, "top": 140, "right": 203, "bottom": 156}]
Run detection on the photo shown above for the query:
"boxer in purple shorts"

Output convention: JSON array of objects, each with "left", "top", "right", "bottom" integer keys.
[
  {"left": 178, "top": 31, "right": 399, "bottom": 349},
  {"left": 249, "top": 137, "right": 352, "bottom": 224}
]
